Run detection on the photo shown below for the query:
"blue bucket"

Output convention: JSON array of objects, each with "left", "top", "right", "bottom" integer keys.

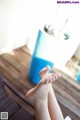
[{"left": 28, "top": 30, "right": 54, "bottom": 84}]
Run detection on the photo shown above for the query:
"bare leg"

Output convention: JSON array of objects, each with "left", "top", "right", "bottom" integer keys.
[
  {"left": 35, "top": 99, "right": 50, "bottom": 120},
  {"left": 48, "top": 86, "right": 64, "bottom": 120},
  {"left": 26, "top": 75, "right": 53, "bottom": 120},
  {"left": 40, "top": 66, "right": 64, "bottom": 120},
  {"left": 26, "top": 66, "right": 64, "bottom": 120}
]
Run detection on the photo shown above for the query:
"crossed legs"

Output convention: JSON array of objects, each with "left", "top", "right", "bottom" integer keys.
[{"left": 26, "top": 66, "right": 64, "bottom": 120}]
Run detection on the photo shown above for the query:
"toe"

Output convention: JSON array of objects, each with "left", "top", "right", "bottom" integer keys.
[
  {"left": 39, "top": 65, "right": 51, "bottom": 78},
  {"left": 52, "top": 73, "right": 61, "bottom": 82},
  {"left": 48, "top": 77, "right": 52, "bottom": 83}
]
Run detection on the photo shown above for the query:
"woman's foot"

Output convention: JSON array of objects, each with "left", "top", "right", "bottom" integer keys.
[
  {"left": 26, "top": 74, "right": 53, "bottom": 106},
  {"left": 39, "top": 65, "right": 61, "bottom": 80},
  {"left": 26, "top": 66, "right": 61, "bottom": 107},
  {"left": 39, "top": 65, "right": 51, "bottom": 78}
]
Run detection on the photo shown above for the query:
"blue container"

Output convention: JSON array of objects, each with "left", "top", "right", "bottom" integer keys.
[
  {"left": 28, "top": 29, "right": 54, "bottom": 84},
  {"left": 76, "top": 71, "right": 80, "bottom": 83}
]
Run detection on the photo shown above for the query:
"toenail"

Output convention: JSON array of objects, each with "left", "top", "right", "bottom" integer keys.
[
  {"left": 52, "top": 74, "right": 56, "bottom": 79},
  {"left": 55, "top": 73, "right": 61, "bottom": 78},
  {"left": 52, "top": 73, "right": 61, "bottom": 79}
]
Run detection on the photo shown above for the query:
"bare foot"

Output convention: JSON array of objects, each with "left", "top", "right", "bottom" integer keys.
[
  {"left": 26, "top": 66, "right": 61, "bottom": 107},
  {"left": 39, "top": 65, "right": 61, "bottom": 80},
  {"left": 26, "top": 75, "right": 53, "bottom": 106},
  {"left": 39, "top": 65, "right": 51, "bottom": 78},
  {"left": 39, "top": 65, "right": 61, "bottom": 95}
]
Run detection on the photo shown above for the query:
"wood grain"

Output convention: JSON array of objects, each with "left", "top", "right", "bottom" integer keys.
[{"left": 0, "top": 45, "right": 80, "bottom": 120}]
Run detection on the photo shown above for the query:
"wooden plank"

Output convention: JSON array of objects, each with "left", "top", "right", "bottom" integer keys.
[
  {"left": 59, "top": 102, "right": 80, "bottom": 120},
  {"left": 0, "top": 45, "right": 80, "bottom": 120},
  {"left": 53, "top": 81, "right": 80, "bottom": 106},
  {"left": 21, "top": 45, "right": 32, "bottom": 56},
  {"left": 56, "top": 77, "right": 80, "bottom": 97},
  {"left": 14, "top": 49, "right": 31, "bottom": 68},
  {"left": 53, "top": 88, "right": 80, "bottom": 117},
  {"left": 0, "top": 47, "right": 35, "bottom": 91},
  {"left": 0, "top": 58, "right": 28, "bottom": 94},
  {"left": 53, "top": 68, "right": 80, "bottom": 89},
  {"left": 5, "top": 86, "right": 35, "bottom": 116}
]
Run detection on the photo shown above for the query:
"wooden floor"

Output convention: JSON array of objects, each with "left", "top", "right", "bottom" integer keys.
[{"left": 0, "top": 45, "right": 80, "bottom": 120}]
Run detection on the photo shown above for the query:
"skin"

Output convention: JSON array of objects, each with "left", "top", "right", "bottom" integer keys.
[{"left": 26, "top": 66, "right": 64, "bottom": 120}]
